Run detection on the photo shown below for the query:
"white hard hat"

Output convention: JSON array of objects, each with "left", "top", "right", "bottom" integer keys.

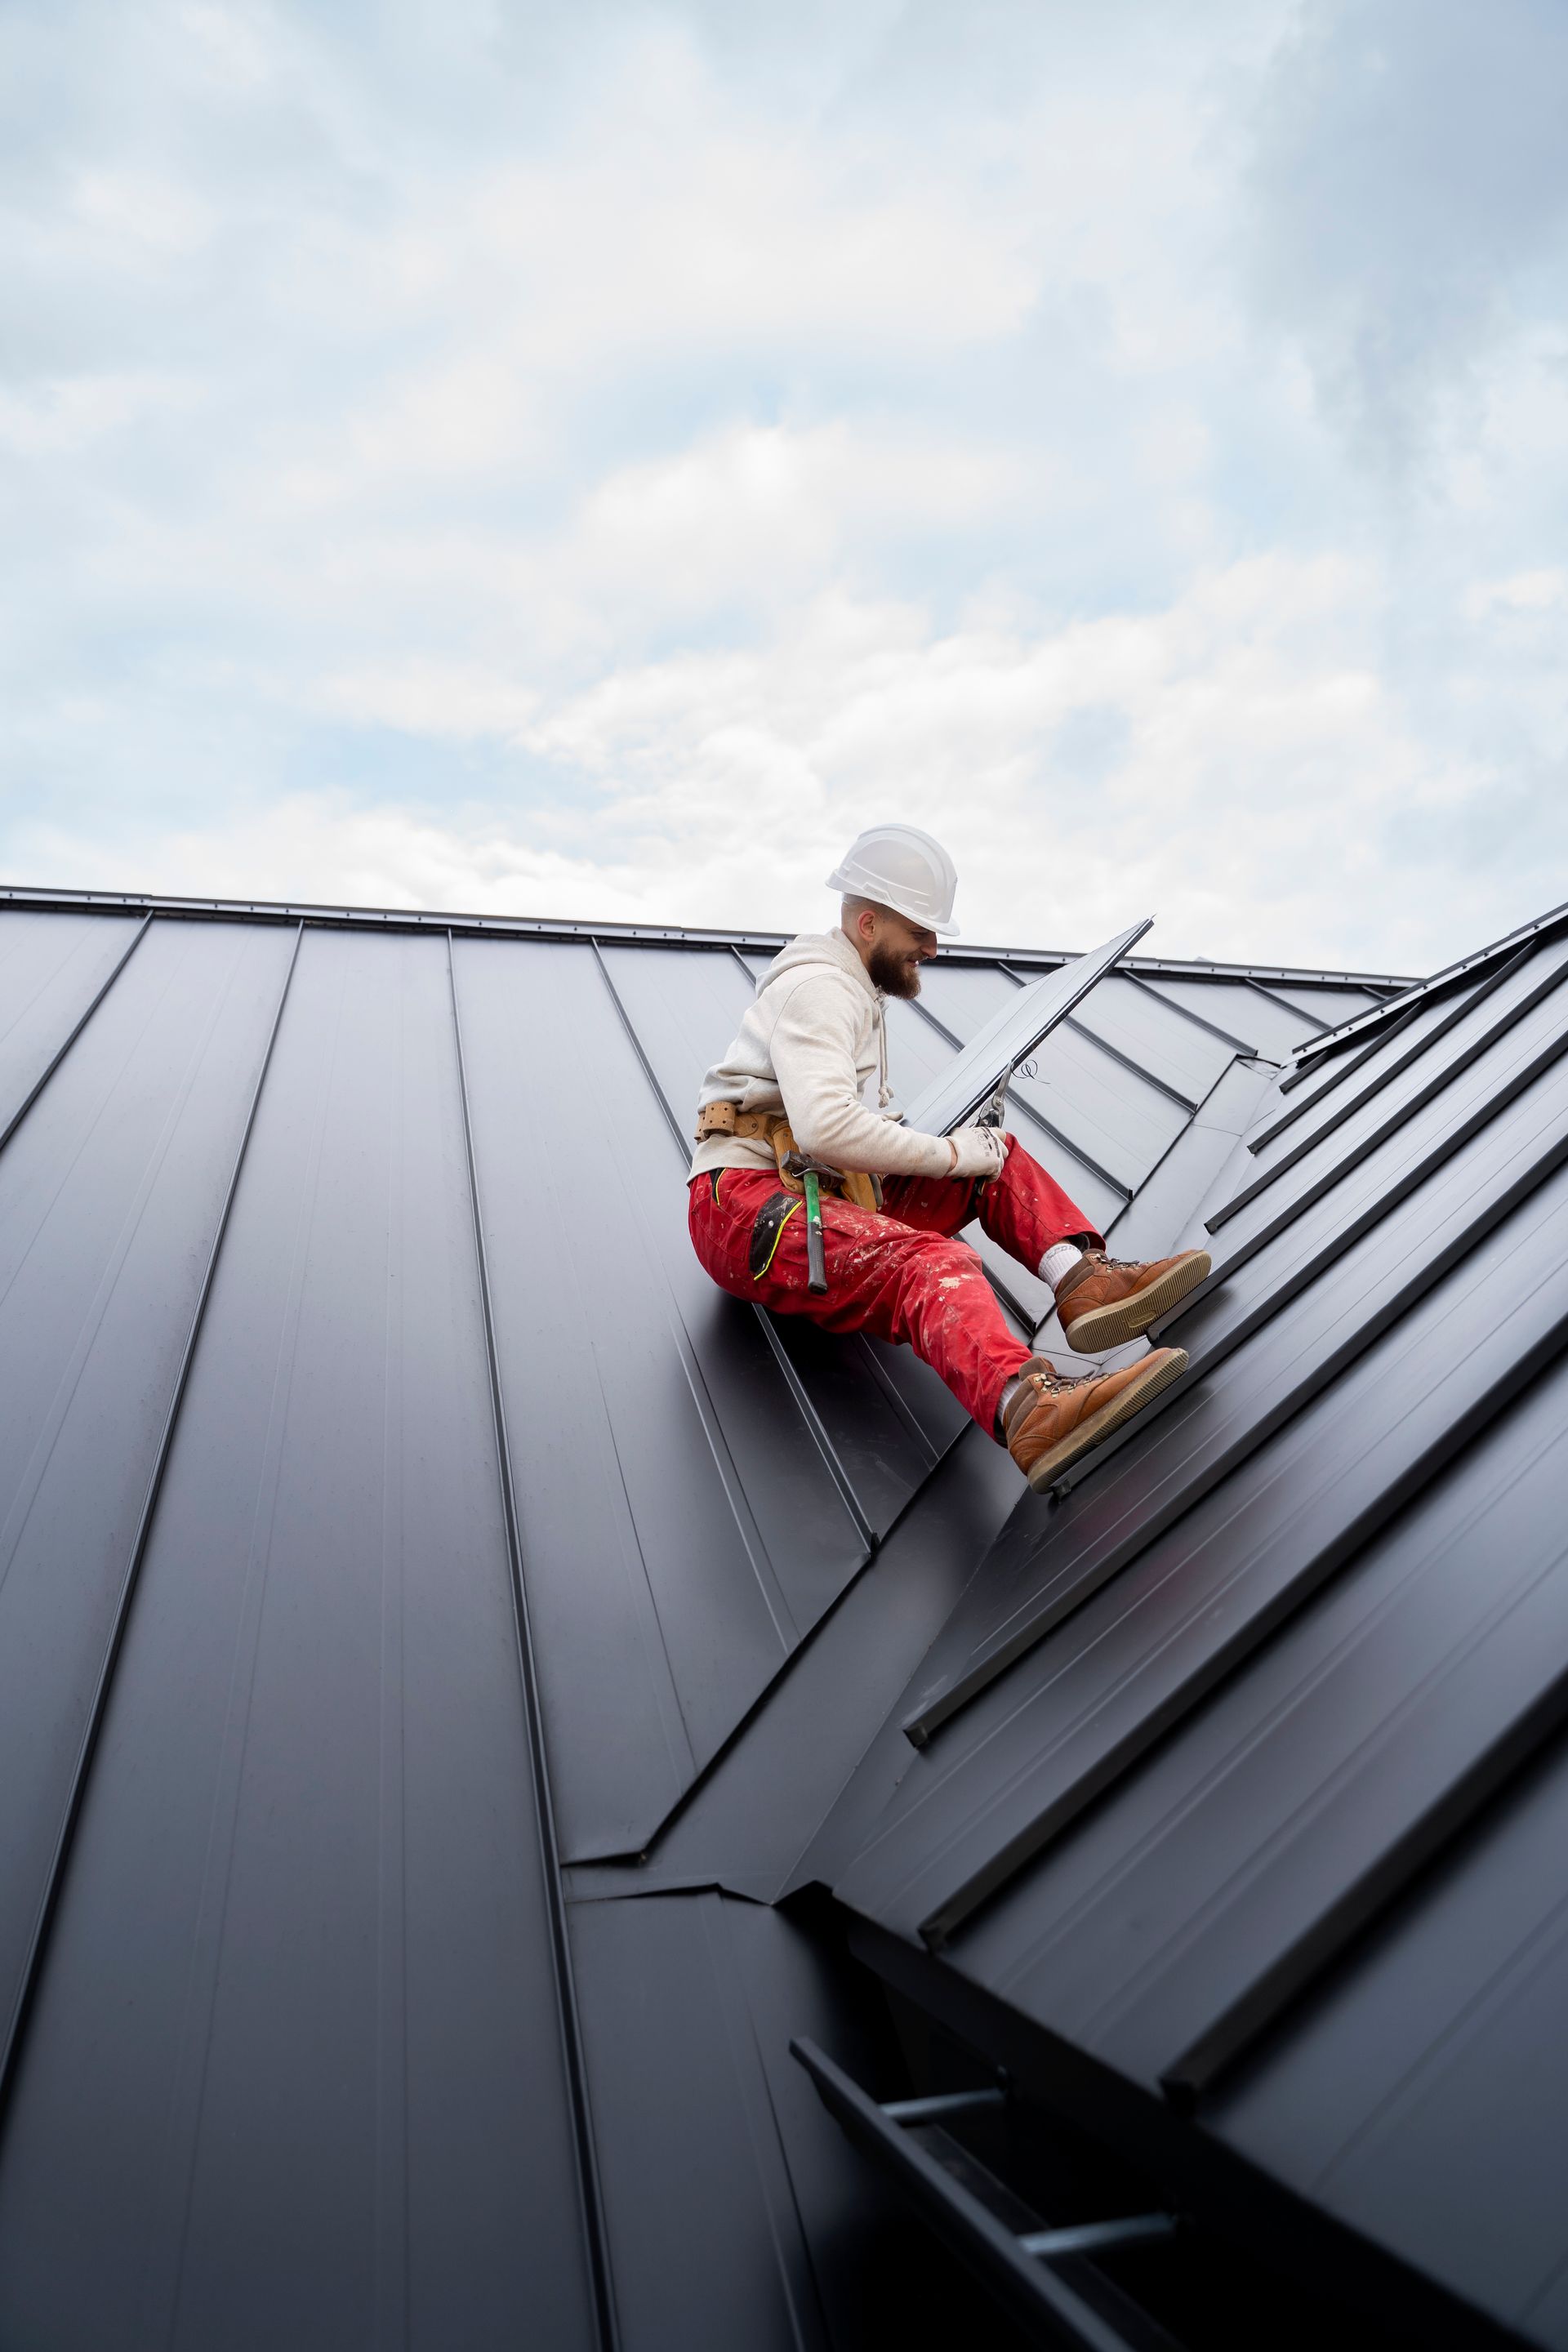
[{"left": 826, "top": 823, "right": 959, "bottom": 936}]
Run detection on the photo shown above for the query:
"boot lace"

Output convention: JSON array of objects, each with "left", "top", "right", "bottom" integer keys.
[{"left": 1022, "top": 1362, "right": 1097, "bottom": 1401}]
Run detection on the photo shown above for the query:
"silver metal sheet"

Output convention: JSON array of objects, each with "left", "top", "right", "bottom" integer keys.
[
  {"left": 1067, "top": 973, "right": 1236, "bottom": 1107},
  {"left": 911, "top": 957, "right": 1178, "bottom": 1199},
  {"left": 1263, "top": 984, "right": 1389, "bottom": 1030},
  {"left": 898, "top": 920, "right": 1151, "bottom": 1137},
  {"left": 1105, "top": 1063, "right": 1272, "bottom": 1259},
  {"left": 0, "top": 907, "right": 143, "bottom": 1140}
]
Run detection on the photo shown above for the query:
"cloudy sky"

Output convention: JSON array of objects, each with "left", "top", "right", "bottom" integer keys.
[{"left": 2, "top": 0, "right": 1566, "bottom": 972}]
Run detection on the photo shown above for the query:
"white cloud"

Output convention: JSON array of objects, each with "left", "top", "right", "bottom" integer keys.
[
  {"left": 2, "top": 0, "right": 1566, "bottom": 987},
  {"left": 16, "top": 556, "right": 1530, "bottom": 977},
  {"left": 0, "top": 369, "right": 202, "bottom": 455}
]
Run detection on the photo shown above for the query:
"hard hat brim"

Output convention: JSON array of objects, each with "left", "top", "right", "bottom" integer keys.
[{"left": 825, "top": 866, "right": 958, "bottom": 936}]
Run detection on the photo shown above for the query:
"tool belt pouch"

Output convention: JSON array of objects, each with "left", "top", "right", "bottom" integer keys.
[
  {"left": 696, "top": 1101, "right": 776, "bottom": 1144},
  {"left": 694, "top": 1102, "right": 881, "bottom": 1213},
  {"left": 768, "top": 1118, "right": 804, "bottom": 1194},
  {"left": 771, "top": 1122, "right": 881, "bottom": 1213}
]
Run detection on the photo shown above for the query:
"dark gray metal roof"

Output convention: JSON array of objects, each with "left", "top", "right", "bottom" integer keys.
[
  {"left": 808, "top": 902, "right": 1568, "bottom": 2350},
  {"left": 9, "top": 876, "right": 1564, "bottom": 2349}
]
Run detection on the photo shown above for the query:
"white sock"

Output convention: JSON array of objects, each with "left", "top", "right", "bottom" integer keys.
[
  {"left": 998, "top": 1374, "right": 1023, "bottom": 1428},
  {"left": 1039, "top": 1241, "right": 1085, "bottom": 1292}
]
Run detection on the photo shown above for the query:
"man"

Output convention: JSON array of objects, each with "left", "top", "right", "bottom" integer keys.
[{"left": 688, "top": 823, "right": 1210, "bottom": 1490}]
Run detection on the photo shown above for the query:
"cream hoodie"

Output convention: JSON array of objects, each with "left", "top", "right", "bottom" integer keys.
[{"left": 688, "top": 928, "right": 955, "bottom": 1182}]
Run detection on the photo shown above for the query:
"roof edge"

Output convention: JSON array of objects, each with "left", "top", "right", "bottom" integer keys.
[
  {"left": 1285, "top": 896, "right": 1568, "bottom": 1062},
  {"left": 0, "top": 884, "right": 1419, "bottom": 992}
]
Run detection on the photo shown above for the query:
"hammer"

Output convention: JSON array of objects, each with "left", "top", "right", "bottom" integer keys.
[{"left": 783, "top": 1153, "right": 830, "bottom": 1294}]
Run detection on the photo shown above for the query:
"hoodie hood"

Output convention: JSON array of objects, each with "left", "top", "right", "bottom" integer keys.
[{"left": 754, "top": 928, "right": 877, "bottom": 1001}]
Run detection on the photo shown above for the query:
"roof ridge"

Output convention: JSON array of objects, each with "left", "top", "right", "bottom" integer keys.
[{"left": 0, "top": 884, "right": 1419, "bottom": 991}]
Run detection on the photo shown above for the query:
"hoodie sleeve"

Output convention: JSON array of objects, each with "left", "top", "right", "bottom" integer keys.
[{"left": 770, "top": 974, "right": 955, "bottom": 1178}]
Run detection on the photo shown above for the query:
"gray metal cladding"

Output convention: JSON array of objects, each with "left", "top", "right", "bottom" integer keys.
[
  {"left": 1, "top": 884, "right": 1534, "bottom": 2348},
  {"left": 1102, "top": 1060, "right": 1274, "bottom": 1262},
  {"left": 835, "top": 1223, "right": 1568, "bottom": 1952},
  {"left": 916, "top": 961, "right": 1187, "bottom": 1192},
  {"left": 1173, "top": 1031, "right": 1568, "bottom": 1391},
  {"left": 880, "top": 991, "right": 960, "bottom": 1105},
  {"left": 0, "top": 918, "right": 297, "bottom": 2065},
  {"left": 0, "top": 907, "right": 145, "bottom": 1138},
  {"left": 1275, "top": 898, "right": 1568, "bottom": 1071},
  {"left": 949, "top": 1342, "right": 1568, "bottom": 2094},
  {"left": 891, "top": 996, "right": 1127, "bottom": 1231},
  {"left": 1258, "top": 982, "right": 1389, "bottom": 1030},
  {"left": 897, "top": 920, "right": 1154, "bottom": 1137},
  {"left": 1241, "top": 970, "right": 1497, "bottom": 1167},
  {"left": 568, "top": 1891, "right": 921, "bottom": 2352},
  {"left": 894, "top": 941, "right": 1568, "bottom": 1744},
  {"left": 599, "top": 940, "right": 966, "bottom": 1490},
  {"left": 1125, "top": 977, "right": 1265, "bottom": 1054},
  {"left": 620, "top": 1426, "right": 1027, "bottom": 1906},
  {"left": 808, "top": 915, "right": 1568, "bottom": 2341},
  {"left": 0, "top": 926, "right": 601, "bottom": 2352},
  {"left": 452, "top": 934, "right": 946, "bottom": 1862},
  {"left": 1066, "top": 973, "right": 1237, "bottom": 1108},
  {"left": 1213, "top": 933, "right": 1568, "bottom": 1241},
  {"left": 1208, "top": 1716, "right": 1568, "bottom": 2349}
]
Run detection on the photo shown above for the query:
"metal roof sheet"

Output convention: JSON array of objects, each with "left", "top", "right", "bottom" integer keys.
[
  {"left": 812, "top": 906, "right": 1568, "bottom": 2349},
  {"left": 2, "top": 881, "right": 1553, "bottom": 2350}
]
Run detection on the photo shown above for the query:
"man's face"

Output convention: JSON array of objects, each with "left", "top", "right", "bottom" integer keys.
[{"left": 863, "top": 906, "right": 938, "bottom": 998}]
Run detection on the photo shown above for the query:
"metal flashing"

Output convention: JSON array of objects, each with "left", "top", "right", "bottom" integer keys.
[
  {"left": 1215, "top": 936, "right": 1568, "bottom": 1229},
  {"left": 1282, "top": 898, "right": 1568, "bottom": 1067}
]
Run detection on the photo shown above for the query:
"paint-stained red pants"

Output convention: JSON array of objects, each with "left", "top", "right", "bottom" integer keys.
[{"left": 687, "top": 1136, "right": 1101, "bottom": 1437}]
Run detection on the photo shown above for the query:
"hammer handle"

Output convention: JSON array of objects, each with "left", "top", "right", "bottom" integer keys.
[{"left": 803, "top": 1173, "right": 828, "bottom": 1294}]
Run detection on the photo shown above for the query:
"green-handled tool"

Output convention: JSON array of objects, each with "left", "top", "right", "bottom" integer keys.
[{"left": 803, "top": 1170, "right": 828, "bottom": 1294}]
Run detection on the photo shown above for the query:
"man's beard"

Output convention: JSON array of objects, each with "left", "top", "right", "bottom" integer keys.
[{"left": 867, "top": 940, "right": 923, "bottom": 998}]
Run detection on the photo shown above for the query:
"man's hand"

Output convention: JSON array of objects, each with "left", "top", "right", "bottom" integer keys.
[{"left": 948, "top": 1125, "right": 1009, "bottom": 1182}]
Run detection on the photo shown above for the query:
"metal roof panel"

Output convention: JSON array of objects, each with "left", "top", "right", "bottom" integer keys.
[
  {"left": 0, "top": 927, "right": 603, "bottom": 2351},
  {"left": 0, "top": 907, "right": 145, "bottom": 1142},
  {"left": 0, "top": 920, "right": 297, "bottom": 2069},
  {"left": 1209, "top": 1715, "right": 1568, "bottom": 2348}
]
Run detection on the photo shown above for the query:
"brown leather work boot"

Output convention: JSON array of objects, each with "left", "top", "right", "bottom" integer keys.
[
  {"left": 1004, "top": 1348, "right": 1188, "bottom": 1492},
  {"left": 1054, "top": 1247, "right": 1211, "bottom": 1354}
]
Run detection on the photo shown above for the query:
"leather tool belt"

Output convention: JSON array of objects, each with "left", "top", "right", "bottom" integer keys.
[{"left": 694, "top": 1101, "right": 882, "bottom": 1214}]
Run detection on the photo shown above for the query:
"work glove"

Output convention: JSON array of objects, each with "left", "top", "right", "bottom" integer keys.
[{"left": 948, "top": 1125, "right": 1009, "bottom": 1183}]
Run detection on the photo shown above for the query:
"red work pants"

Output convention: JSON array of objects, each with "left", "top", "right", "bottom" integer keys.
[{"left": 687, "top": 1137, "right": 1100, "bottom": 1437}]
